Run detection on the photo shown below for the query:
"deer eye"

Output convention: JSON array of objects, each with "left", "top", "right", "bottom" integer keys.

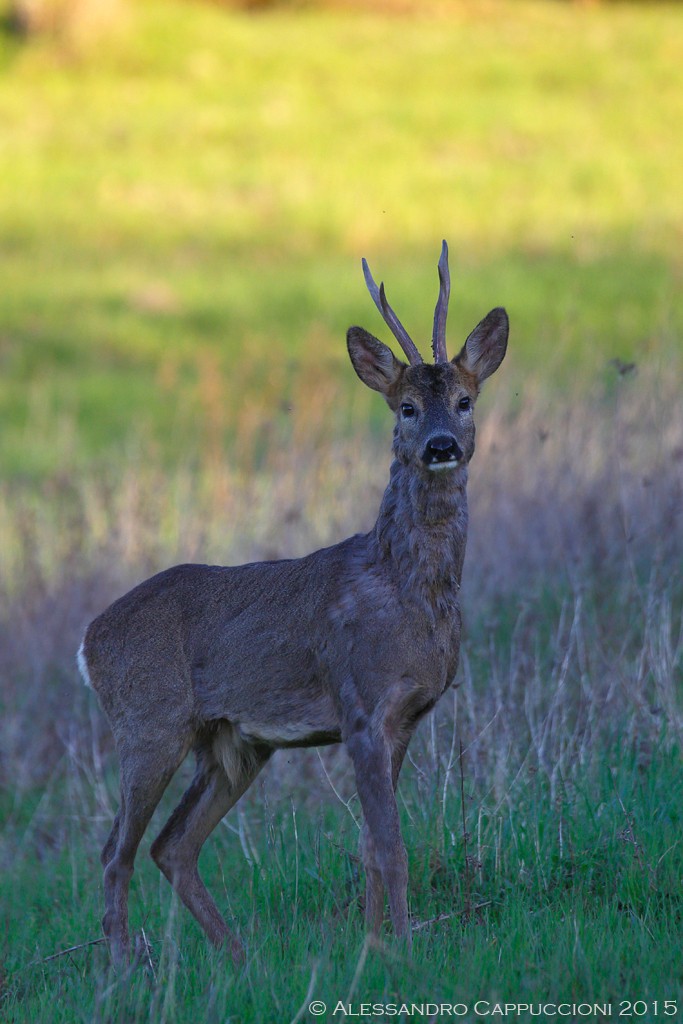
[
  {"left": 400, "top": 403, "right": 416, "bottom": 418},
  {"left": 458, "top": 396, "right": 471, "bottom": 411}
]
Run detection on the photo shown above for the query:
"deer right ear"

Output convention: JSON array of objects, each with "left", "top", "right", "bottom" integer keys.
[
  {"left": 454, "top": 308, "right": 509, "bottom": 385},
  {"left": 347, "top": 326, "right": 406, "bottom": 399}
]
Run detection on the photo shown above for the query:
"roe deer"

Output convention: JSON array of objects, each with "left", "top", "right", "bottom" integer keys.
[{"left": 78, "top": 242, "right": 508, "bottom": 966}]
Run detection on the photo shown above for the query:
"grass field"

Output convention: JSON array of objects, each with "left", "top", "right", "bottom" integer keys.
[
  {"left": 1, "top": 1, "right": 682, "bottom": 1021},
  {"left": 1, "top": 0, "right": 682, "bottom": 476}
]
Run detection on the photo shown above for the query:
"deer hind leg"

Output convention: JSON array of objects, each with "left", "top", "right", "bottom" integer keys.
[
  {"left": 150, "top": 724, "right": 270, "bottom": 963},
  {"left": 103, "top": 732, "right": 190, "bottom": 967},
  {"left": 101, "top": 808, "right": 121, "bottom": 869}
]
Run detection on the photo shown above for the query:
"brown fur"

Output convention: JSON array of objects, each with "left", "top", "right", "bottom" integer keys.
[{"left": 79, "top": 258, "right": 508, "bottom": 967}]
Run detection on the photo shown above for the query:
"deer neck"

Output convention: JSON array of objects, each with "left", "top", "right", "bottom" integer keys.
[{"left": 372, "top": 458, "right": 468, "bottom": 619}]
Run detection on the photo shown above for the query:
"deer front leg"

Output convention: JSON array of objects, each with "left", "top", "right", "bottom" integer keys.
[
  {"left": 345, "top": 725, "right": 411, "bottom": 946},
  {"left": 359, "top": 822, "right": 384, "bottom": 935},
  {"left": 359, "top": 737, "right": 411, "bottom": 936}
]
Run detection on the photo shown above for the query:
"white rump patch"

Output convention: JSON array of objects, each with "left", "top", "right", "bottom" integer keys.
[{"left": 77, "top": 639, "right": 93, "bottom": 690}]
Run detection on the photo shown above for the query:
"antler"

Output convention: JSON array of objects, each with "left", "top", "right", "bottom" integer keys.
[
  {"left": 431, "top": 239, "right": 450, "bottom": 363},
  {"left": 362, "top": 258, "right": 423, "bottom": 366}
]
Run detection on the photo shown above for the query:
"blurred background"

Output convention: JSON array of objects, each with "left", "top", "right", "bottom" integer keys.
[
  {"left": 1, "top": 0, "right": 681, "bottom": 477},
  {"left": 0, "top": 0, "right": 681, "bottom": 793}
]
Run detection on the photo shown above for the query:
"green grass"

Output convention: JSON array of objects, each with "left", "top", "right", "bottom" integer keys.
[
  {"left": 1, "top": 534, "right": 682, "bottom": 1019},
  {"left": 2, "top": 698, "right": 682, "bottom": 1021},
  {"left": 0, "top": 0, "right": 682, "bottom": 476}
]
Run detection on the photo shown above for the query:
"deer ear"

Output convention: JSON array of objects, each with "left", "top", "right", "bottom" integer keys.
[
  {"left": 454, "top": 307, "right": 508, "bottom": 384},
  {"left": 347, "top": 326, "right": 405, "bottom": 398}
]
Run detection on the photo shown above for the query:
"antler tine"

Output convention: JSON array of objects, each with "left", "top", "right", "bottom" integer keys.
[
  {"left": 362, "top": 258, "right": 423, "bottom": 365},
  {"left": 431, "top": 239, "right": 450, "bottom": 363}
]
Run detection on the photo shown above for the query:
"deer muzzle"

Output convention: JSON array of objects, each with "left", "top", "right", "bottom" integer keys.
[{"left": 423, "top": 434, "right": 463, "bottom": 471}]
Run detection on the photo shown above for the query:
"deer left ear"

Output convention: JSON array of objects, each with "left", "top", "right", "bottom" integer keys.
[
  {"left": 347, "top": 326, "right": 406, "bottom": 399},
  {"left": 454, "top": 307, "right": 508, "bottom": 384}
]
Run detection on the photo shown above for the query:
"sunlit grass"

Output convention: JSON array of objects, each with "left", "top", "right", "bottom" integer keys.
[
  {"left": 2, "top": 1, "right": 682, "bottom": 253},
  {"left": 0, "top": 0, "right": 682, "bottom": 475}
]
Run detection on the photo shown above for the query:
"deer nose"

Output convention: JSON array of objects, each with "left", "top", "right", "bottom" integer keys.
[{"left": 423, "top": 434, "right": 462, "bottom": 469}]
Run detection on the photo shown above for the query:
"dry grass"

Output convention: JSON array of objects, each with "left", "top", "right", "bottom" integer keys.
[
  {"left": 0, "top": 365, "right": 681, "bottom": 798},
  {"left": 1, "top": 367, "right": 681, "bottom": 1020}
]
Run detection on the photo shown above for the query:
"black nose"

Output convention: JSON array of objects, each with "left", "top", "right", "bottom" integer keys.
[{"left": 423, "top": 434, "right": 462, "bottom": 466}]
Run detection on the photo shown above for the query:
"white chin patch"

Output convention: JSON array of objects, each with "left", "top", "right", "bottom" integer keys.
[{"left": 427, "top": 460, "right": 460, "bottom": 472}]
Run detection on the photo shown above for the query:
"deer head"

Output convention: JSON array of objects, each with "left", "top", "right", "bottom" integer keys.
[{"left": 347, "top": 241, "right": 509, "bottom": 473}]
